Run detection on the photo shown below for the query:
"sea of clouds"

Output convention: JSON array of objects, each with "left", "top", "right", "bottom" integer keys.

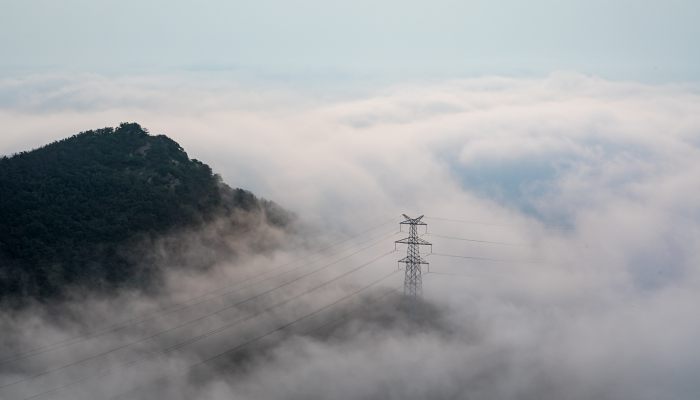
[{"left": 1, "top": 72, "right": 700, "bottom": 399}]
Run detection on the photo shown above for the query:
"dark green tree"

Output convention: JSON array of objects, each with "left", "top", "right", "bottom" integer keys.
[{"left": 0, "top": 123, "right": 290, "bottom": 305}]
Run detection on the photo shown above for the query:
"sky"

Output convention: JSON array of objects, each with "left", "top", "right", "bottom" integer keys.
[
  {"left": 2, "top": 0, "right": 699, "bottom": 82},
  {"left": 2, "top": 2, "right": 700, "bottom": 399}
]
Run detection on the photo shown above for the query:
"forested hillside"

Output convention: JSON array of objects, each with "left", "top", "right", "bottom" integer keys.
[{"left": 0, "top": 123, "right": 289, "bottom": 304}]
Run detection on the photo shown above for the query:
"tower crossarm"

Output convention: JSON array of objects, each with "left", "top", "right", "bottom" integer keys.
[
  {"left": 397, "top": 256, "right": 429, "bottom": 265},
  {"left": 395, "top": 237, "right": 432, "bottom": 246}
]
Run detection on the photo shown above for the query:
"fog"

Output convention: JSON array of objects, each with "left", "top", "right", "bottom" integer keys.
[{"left": 1, "top": 72, "right": 700, "bottom": 399}]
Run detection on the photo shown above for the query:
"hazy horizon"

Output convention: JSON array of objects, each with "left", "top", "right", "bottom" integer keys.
[{"left": 2, "top": 0, "right": 700, "bottom": 82}]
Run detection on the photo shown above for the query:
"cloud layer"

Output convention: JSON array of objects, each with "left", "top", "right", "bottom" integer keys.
[{"left": 1, "top": 72, "right": 700, "bottom": 399}]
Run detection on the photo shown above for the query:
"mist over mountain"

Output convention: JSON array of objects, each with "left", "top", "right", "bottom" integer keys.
[
  {"left": 0, "top": 123, "right": 291, "bottom": 304},
  {"left": 3, "top": 0, "right": 700, "bottom": 397},
  {"left": 1, "top": 75, "right": 700, "bottom": 400}
]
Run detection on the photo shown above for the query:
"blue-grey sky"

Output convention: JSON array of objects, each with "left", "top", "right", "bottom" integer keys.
[{"left": 2, "top": 0, "right": 699, "bottom": 81}]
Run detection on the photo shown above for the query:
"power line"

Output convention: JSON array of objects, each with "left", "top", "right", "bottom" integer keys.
[
  {"left": 162, "top": 250, "right": 397, "bottom": 354},
  {"left": 426, "top": 252, "right": 539, "bottom": 264},
  {"left": 423, "top": 271, "right": 518, "bottom": 282},
  {"left": 424, "top": 233, "right": 526, "bottom": 247},
  {"left": 0, "top": 219, "right": 396, "bottom": 366},
  {"left": 424, "top": 271, "right": 500, "bottom": 279},
  {"left": 0, "top": 232, "right": 399, "bottom": 391},
  {"left": 23, "top": 252, "right": 398, "bottom": 400},
  {"left": 424, "top": 216, "right": 515, "bottom": 227},
  {"left": 425, "top": 271, "right": 475, "bottom": 277},
  {"left": 111, "top": 269, "right": 401, "bottom": 400},
  {"left": 304, "top": 286, "right": 401, "bottom": 337},
  {"left": 193, "top": 267, "right": 399, "bottom": 367}
]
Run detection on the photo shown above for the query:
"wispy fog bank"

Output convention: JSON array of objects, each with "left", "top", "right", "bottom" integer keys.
[{"left": 1, "top": 73, "right": 700, "bottom": 399}]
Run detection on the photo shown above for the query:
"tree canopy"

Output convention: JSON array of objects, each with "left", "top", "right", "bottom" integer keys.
[{"left": 0, "top": 123, "right": 288, "bottom": 304}]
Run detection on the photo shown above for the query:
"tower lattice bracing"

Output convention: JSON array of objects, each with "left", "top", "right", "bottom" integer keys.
[{"left": 395, "top": 214, "right": 432, "bottom": 298}]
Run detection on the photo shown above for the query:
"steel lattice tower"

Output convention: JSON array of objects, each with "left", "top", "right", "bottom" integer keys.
[{"left": 395, "top": 214, "right": 432, "bottom": 298}]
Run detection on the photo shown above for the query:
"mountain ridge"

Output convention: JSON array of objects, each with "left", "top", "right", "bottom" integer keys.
[{"left": 0, "top": 123, "right": 290, "bottom": 304}]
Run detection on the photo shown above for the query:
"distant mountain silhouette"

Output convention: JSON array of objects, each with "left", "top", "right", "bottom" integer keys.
[{"left": 0, "top": 123, "right": 291, "bottom": 304}]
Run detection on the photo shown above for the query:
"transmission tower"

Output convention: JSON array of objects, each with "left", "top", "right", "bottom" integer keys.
[{"left": 395, "top": 214, "right": 432, "bottom": 298}]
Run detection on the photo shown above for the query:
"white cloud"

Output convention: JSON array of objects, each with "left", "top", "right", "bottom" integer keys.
[{"left": 2, "top": 72, "right": 700, "bottom": 399}]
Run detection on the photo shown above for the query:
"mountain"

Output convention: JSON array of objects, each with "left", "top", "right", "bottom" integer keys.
[{"left": 0, "top": 123, "right": 290, "bottom": 304}]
